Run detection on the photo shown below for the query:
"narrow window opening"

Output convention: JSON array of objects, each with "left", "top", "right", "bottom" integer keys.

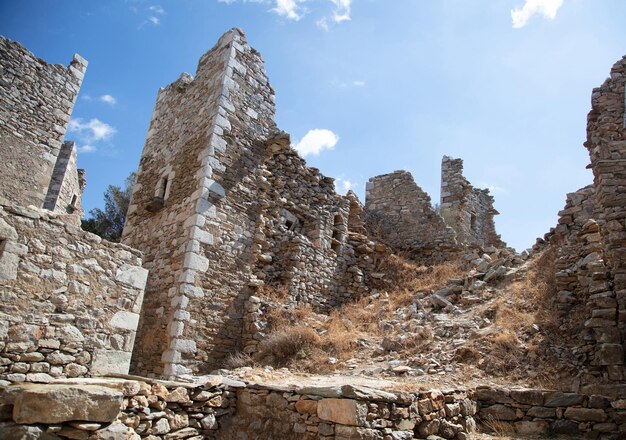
[
  {"left": 66, "top": 194, "right": 78, "bottom": 213},
  {"left": 158, "top": 177, "right": 168, "bottom": 199},
  {"left": 470, "top": 213, "right": 477, "bottom": 232},
  {"left": 331, "top": 214, "right": 344, "bottom": 252}
]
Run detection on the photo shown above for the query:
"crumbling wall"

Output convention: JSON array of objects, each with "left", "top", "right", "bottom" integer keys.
[
  {"left": 440, "top": 156, "right": 504, "bottom": 248},
  {"left": 0, "top": 36, "right": 87, "bottom": 210},
  {"left": 0, "top": 200, "right": 147, "bottom": 382},
  {"left": 364, "top": 170, "right": 460, "bottom": 264},
  {"left": 583, "top": 54, "right": 626, "bottom": 382},
  {"left": 123, "top": 30, "right": 381, "bottom": 377},
  {"left": 43, "top": 141, "right": 85, "bottom": 221},
  {"left": 122, "top": 29, "right": 278, "bottom": 377}
]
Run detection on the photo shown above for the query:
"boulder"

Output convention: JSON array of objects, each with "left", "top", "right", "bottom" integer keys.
[
  {"left": 12, "top": 384, "right": 123, "bottom": 424},
  {"left": 318, "top": 398, "right": 367, "bottom": 426}
]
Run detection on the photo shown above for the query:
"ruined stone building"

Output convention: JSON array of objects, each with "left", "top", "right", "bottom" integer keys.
[
  {"left": 0, "top": 36, "right": 148, "bottom": 383},
  {"left": 363, "top": 158, "right": 504, "bottom": 264},
  {"left": 0, "top": 37, "right": 87, "bottom": 223},
  {"left": 546, "top": 54, "right": 626, "bottom": 387},
  {"left": 3, "top": 26, "right": 626, "bottom": 440},
  {"left": 0, "top": 28, "right": 510, "bottom": 385},
  {"left": 1, "top": 26, "right": 625, "bottom": 393},
  {"left": 121, "top": 30, "right": 380, "bottom": 378}
]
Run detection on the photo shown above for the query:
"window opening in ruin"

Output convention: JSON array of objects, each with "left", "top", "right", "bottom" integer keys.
[
  {"left": 66, "top": 194, "right": 78, "bottom": 213},
  {"left": 281, "top": 208, "right": 300, "bottom": 232},
  {"left": 470, "top": 213, "right": 477, "bottom": 232},
  {"left": 331, "top": 214, "right": 343, "bottom": 252},
  {"left": 158, "top": 177, "right": 169, "bottom": 200}
]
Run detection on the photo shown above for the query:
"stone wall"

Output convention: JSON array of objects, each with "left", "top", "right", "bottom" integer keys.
[
  {"left": 476, "top": 385, "right": 626, "bottom": 438},
  {"left": 440, "top": 156, "right": 504, "bottom": 248},
  {"left": 43, "top": 141, "right": 85, "bottom": 221},
  {"left": 364, "top": 171, "right": 460, "bottom": 264},
  {"left": 0, "top": 200, "right": 147, "bottom": 382},
  {"left": 0, "top": 377, "right": 478, "bottom": 440},
  {"left": 123, "top": 29, "right": 382, "bottom": 378},
  {"left": 0, "top": 36, "right": 87, "bottom": 210},
  {"left": 584, "top": 54, "right": 626, "bottom": 382}
]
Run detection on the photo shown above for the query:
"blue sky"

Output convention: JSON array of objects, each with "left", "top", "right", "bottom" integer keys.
[{"left": 1, "top": 0, "right": 625, "bottom": 251}]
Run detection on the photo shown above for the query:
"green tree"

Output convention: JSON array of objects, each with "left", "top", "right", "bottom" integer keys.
[{"left": 82, "top": 172, "right": 136, "bottom": 242}]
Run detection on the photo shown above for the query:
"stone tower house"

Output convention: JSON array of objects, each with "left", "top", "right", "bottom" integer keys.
[{"left": 122, "top": 29, "right": 277, "bottom": 377}]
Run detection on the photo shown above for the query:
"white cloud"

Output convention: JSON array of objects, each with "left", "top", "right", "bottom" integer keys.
[
  {"left": 99, "top": 94, "right": 117, "bottom": 105},
  {"left": 331, "top": 79, "right": 366, "bottom": 88},
  {"left": 148, "top": 16, "right": 160, "bottom": 25},
  {"left": 330, "top": 0, "right": 351, "bottom": 23},
  {"left": 294, "top": 129, "right": 339, "bottom": 157},
  {"left": 81, "top": 94, "right": 93, "bottom": 101},
  {"left": 77, "top": 144, "right": 97, "bottom": 154},
  {"left": 511, "top": 0, "right": 564, "bottom": 28},
  {"left": 68, "top": 118, "right": 117, "bottom": 142},
  {"left": 317, "top": 17, "right": 329, "bottom": 31},
  {"left": 149, "top": 5, "right": 165, "bottom": 14},
  {"left": 335, "top": 177, "right": 355, "bottom": 195},
  {"left": 272, "top": 0, "right": 304, "bottom": 21}
]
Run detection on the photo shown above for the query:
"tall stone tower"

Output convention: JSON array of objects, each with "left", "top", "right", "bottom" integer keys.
[
  {"left": 0, "top": 37, "right": 87, "bottom": 222},
  {"left": 122, "top": 29, "right": 277, "bottom": 377}
]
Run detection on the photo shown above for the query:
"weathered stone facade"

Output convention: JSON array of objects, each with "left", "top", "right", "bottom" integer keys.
[
  {"left": 5, "top": 378, "right": 626, "bottom": 439},
  {"left": 440, "top": 156, "right": 504, "bottom": 248},
  {"left": 0, "top": 36, "right": 87, "bottom": 218},
  {"left": 0, "top": 36, "right": 148, "bottom": 383},
  {"left": 0, "top": 201, "right": 148, "bottom": 382},
  {"left": 583, "top": 54, "right": 626, "bottom": 382},
  {"left": 364, "top": 171, "right": 460, "bottom": 263},
  {"left": 123, "top": 29, "right": 381, "bottom": 378}
]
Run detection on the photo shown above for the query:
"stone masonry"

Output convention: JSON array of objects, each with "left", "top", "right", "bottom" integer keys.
[
  {"left": 583, "top": 54, "right": 626, "bottom": 382},
  {"left": 364, "top": 171, "right": 460, "bottom": 264},
  {"left": 440, "top": 156, "right": 504, "bottom": 248},
  {"left": 0, "top": 36, "right": 87, "bottom": 219},
  {"left": 123, "top": 29, "right": 381, "bottom": 378},
  {"left": 0, "top": 36, "right": 148, "bottom": 382}
]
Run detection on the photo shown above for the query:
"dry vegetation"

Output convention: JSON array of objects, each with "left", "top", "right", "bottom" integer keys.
[
  {"left": 229, "top": 255, "right": 465, "bottom": 372},
  {"left": 464, "top": 246, "right": 581, "bottom": 387},
  {"left": 227, "top": 246, "right": 582, "bottom": 390}
]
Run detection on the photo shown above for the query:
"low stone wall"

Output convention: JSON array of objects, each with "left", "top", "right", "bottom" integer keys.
[
  {"left": 0, "top": 201, "right": 148, "bottom": 382},
  {"left": 476, "top": 386, "right": 626, "bottom": 438},
  {"left": 0, "top": 376, "right": 237, "bottom": 439},
  {"left": 0, "top": 377, "right": 477, "bottom": 439},
  {"left": 223, "top": 384, "right": 476, "bottom": 440}
]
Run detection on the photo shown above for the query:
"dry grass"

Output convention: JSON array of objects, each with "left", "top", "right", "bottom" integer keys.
[
  {"left": 374, "top": 254, "right": 464, "bottom": 308},
  {"left": 467, "top": 246, "right": 572, "bottom": 386},
  {"left": 240, "top": 256, "right": 462, "bottom": 372},
  {"left": 483, "top": 415, "right": 515, "bottom": 437},
  {"left": 255, "top": 326, "right": 323, "bottom": 367}
]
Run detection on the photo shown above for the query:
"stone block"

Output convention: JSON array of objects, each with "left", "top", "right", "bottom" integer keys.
[
  {"left": 115, "top": 264, "right": 148, "bottom": 289},
  {"left": 564, "top": 407, "right": 607, "bottom": 422},
  {"left": 109, "top": 311, "right": 140, "bottom": 331},
  {"left": 12, "top": 384, "right": 123, "bottom": 424},
  {"left": 91, "top": 350, "right": 132, "bottom": 376},
  {"left": 544, "top": 392, "right": 584, "bottom": 407},
  {"left": 479, "top": 404, "right": 517, "bottom": 421},
  {"left": 317, "top": 398, "right": 367, "bottom": 426}
]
